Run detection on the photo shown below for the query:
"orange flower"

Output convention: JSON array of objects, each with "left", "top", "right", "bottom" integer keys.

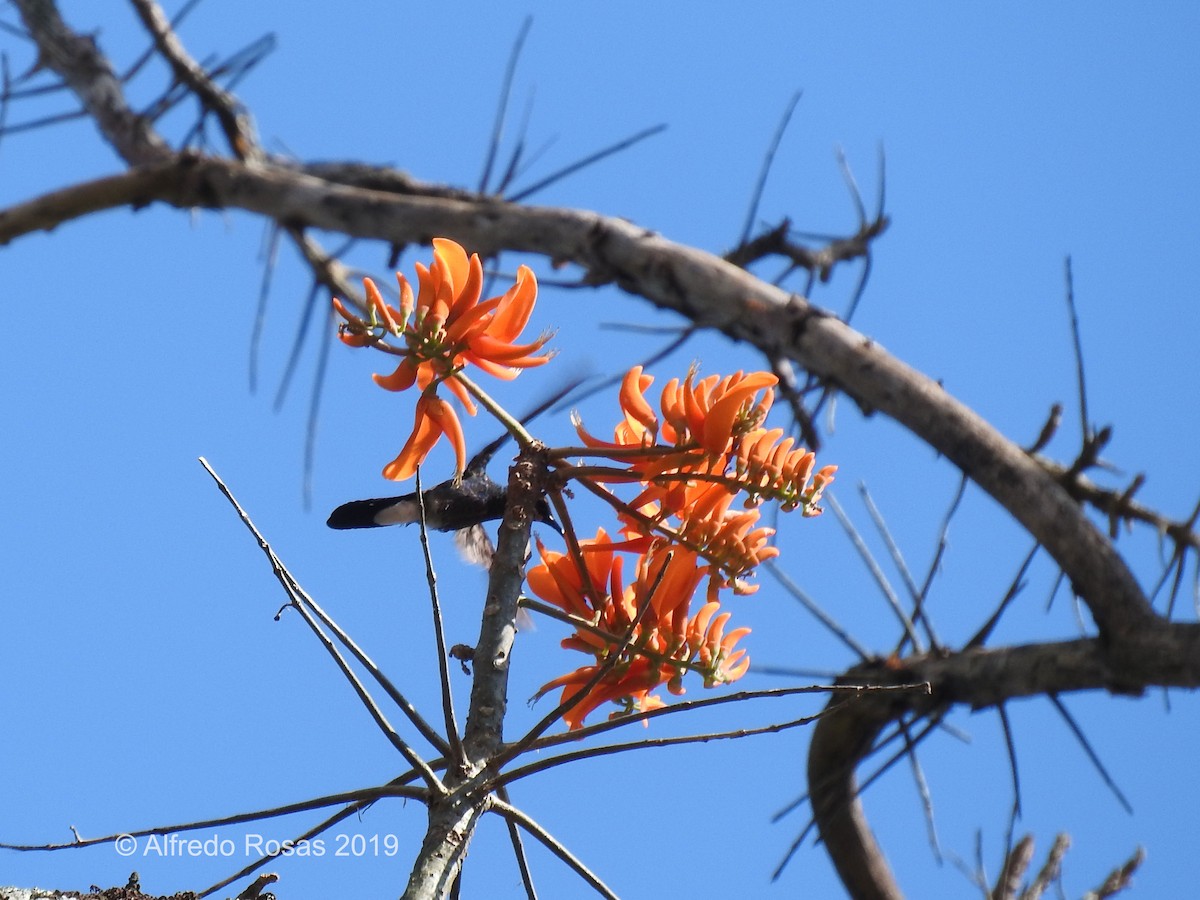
[
  {"left": 734, "top": 428, "right": 838, "bottom": 514},
  {"left": 529, "top": 532, "right": 703, "bottom": 637},
  {"left": 572, "top": 366, "right": 779, "bottom": 478},
  {"left": 369, "top": 238, "right": 553, "bottom": 386},
  {"left": 536, "top": 659, "right": 668, "bottom": 731},
  {"left": 529, "top": 533, "right": 752, "bottom": 730},
  {"left": 332, "top": 238, "right": 553, "bottom": 480},
  {"left": 658, "top": 368, "right": 777, "bottom": 456},
  {"left": 566, "top": 366, "right": 831, "bottom": 594},
  {"left": 671, "top": 482, "right": 779, "bottom": 587},
  {"left": 690, "top": 606, "right": 752, "bottom": 687},
  {"left": 381, "top": 394, "right": 466, "bottom": 482}
]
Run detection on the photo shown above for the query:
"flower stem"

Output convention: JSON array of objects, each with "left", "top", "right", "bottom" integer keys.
[{"left": 451, "top": 371, "right": 537, "bottom": 449}]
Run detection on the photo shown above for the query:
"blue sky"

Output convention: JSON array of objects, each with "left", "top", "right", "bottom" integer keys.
[{"left": 2, "top": 3, "right": 1198, "bottom": 897}]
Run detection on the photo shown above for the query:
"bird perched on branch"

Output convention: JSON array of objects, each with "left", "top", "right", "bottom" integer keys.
[{"left": 327, "top": 384, "right": 575, "bottom": 567}]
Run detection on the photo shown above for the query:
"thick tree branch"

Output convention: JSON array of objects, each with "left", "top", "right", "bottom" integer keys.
[
  {"left": 401, "top": 446, "right": 550, "bottom": 899},
  {"left": 809, "top": 622, "right": 1200, "bottom": 899},
  {"left": 127, "top": 0, "right": 262, "bottom": 161},
  {"left": 15, "top": 0, "right": 171, "bottom": 164}
]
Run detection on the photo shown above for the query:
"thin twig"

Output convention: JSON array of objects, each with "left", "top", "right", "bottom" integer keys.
[
  {"left": 273, "top": 233, "right": 355, "bottom": 411},
  {"left": 0, "top": 783, "right": 425, "bottom": 853},
  {"left": 764, "top": 559, "right": 871, "bottom": 660},
  {"left": 992, "top": 833, "right": 1033, "bottom": 900},
  {"left": 248, "top": 221, "right": 280, "bottom": 395},
  {"left": 842, "top": 144, "right": 887, "bottom": 324},
  {"left": 285, "top": 227, "right": 361, "bottom": 508},
  {"left": 966, "top": 543, "right": 1039, "bottom": 649},
  {"left": 906, "top": 474, "right": 967, "bottom": 653},
  {"left": 827, "top": 492, "right": 923, "bottom": 651},
  {"left": 507, "top": 123, "right": 667, "bottom": 202},
  {"left": 196, "top": 788, "right": 408, "bottom": 898},
  {"left": 899, "top": 717, "right": 941, "bottom": 864},
  {"left": 503, "top": 683, "right": 931, "bottom": 780},
  {"left": 1063, "top": 256, "right": 1091, "bottom": 441},
  {"left": 496, "top": 785, "right": 539, "bottom": 899},
  {"left": 995, "top": 704, "right": 1023, "bottom": 896},
  {"left": 1022, "top": 832, "right": 1069, "bottom": 900},
  {"left": 1083, "top": 845, "right": 1144, "bottom": 899},
  {"left": 488, "top": 797, "right": 619, "bottom": 900},
  {"left": 737, "top": 90, "right": 802, "bottom": 247},
  {"left": 478, "top": 16, "right": 532, "bottom": 194},
  {"left": 198, "top": 457, "right": 449, "bottom": 781},
  {"left": 499, "top": 710, "right": 838, "bottom": 789},
  {"left": 773, "top": 710, "right": 944, "bottom": 879},
  {"left": 128, "top": 0, "right": 262, "bottom": 160},
  {"left": 1046, "top": 693, "right": 1132, "bottom": 814},
  {"left": 415, "top": 465, "right": 465, "bottom": 768}
]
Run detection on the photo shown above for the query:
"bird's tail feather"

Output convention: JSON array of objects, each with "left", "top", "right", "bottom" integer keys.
[{"left": 326, "top": 495, "right": 416, "bottom": 529}]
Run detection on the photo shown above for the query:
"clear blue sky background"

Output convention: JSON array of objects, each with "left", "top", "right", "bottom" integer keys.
[{"left": 3, "top": 3, "right": 1198, "bottom": 898}]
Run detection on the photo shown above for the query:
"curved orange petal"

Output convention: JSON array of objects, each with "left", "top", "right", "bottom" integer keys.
[
  {"left": 658, "top": 378, "right": 685, "bottom": 444},
  {"left": 487, "top": 265, "right": 538, "bottom": 342},
  {"left": 701, "top": 372, "right": 778, "bottom": 456},
  {"left": 721, "top": 626, "right": 752, "bottom": 654},
  {"left": 363, "top": 277, "right": 399, "bottom": 332},
  {"left": 382, "top": 396, "right": 442, "bottom": 481},
  {"left": 702, "top": 611, "right": 733, "bottom": 661},
  {"left": 646, "top": 549, "right": 704, "bottom": 623},
  {"left": 413, "top": 262, "right": 437, "bottom": 315},
  {"left": 463, "top": 356, "right": 522, "bottom": 380},
  {"left": 395, "top": 273, "right": 415, "bottom": 324},
  {"left": 331, "top": 296, "right": 364, "bottom": 327},
  {"left": 445, "top": 295, "right": 503, "bottom": 344},
  {"left": 619, "top": 366, "right": 659, "bottom": 435},
  {"left": 683, "top": 373, "right": 718, "bottom": 442},
  {"left": 687, "top": 601, "right": 722, "bottom": 649},
  {"left": 466, "top": 332, "right": 554, "bottom": 362},
  {"left": 337, "top": 328, "right": 372, "bottom": 347},
  {"left": 424, "top": 395, "right": 466, "bottom": 479},
  {"left": 372, "top": 358, "right": 419, "bottom": 392},
  {"left": 432, "top": 238, "right": 471, "bottom": 302},
  {"left": 571, "top": 411, "right": 626, "bottom": 450},
  {"left": 442, "top": 376, "right": 479, "bottom": 416}
]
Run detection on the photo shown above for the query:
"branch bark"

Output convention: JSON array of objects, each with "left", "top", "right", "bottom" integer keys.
[
  {"left": 809, "top": 622, "right": 1200, "bottom": 898},
  {"left": 401, "top": 447, "right": 549, "bottom": 899}
]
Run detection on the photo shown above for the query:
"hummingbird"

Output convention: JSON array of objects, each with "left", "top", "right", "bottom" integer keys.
[{"left": 326, "top": 384, "right": 575, "bottom": 567}]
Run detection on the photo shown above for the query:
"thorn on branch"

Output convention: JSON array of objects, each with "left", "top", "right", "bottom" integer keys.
[
  {"left": 1026, "top": 403, "right": 1062, "bottom": 454},
  {"left": 992, "top": 833, "right": 1034, "bottom": 900},
  {"left": 1063, "top": 424, "right": 1113, "bottom": 484},
  {"left": 1085, "top": 845, "right": 1145, "bottom": 899}
]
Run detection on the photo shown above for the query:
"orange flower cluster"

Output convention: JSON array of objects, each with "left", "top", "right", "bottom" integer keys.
[
  {"left": 331, "top": 239, "right": 837, "bottom": 734},
  {"left": 333, "top": 238, "right": 552, "bottom": 480},
  {"left": 528, "top": 533, "right": 750, "bottom": 730},
  {"left": 572, "top": 366, "right": 836, "bottom": 589},
  {"left": 530, "top": 365, "right": 836, "bottom": 728}
]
